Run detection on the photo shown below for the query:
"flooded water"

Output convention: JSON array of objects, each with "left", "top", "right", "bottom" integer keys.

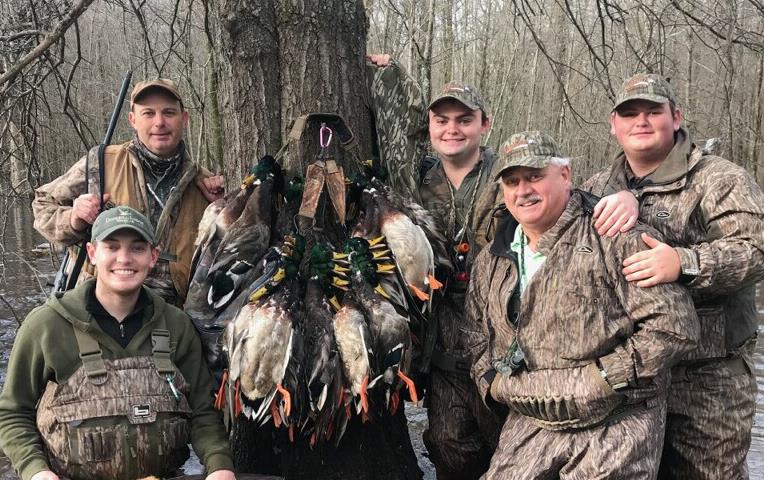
[{"left": 0, "top": 200, "right": 760, "bottom": 479}]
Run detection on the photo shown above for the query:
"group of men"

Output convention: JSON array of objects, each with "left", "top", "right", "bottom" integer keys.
[{"left": 0, "top": 58, "right": 760, "bottom": 480}]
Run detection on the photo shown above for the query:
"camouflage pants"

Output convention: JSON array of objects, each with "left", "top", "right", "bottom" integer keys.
[
  {"left": 482, "top": 400, "right": 667, "bottom": 480},
  {"left": 658, "top": 335, "right": 758, "bottom": 480},
  {"left": 423, "top": 368, "right": 503, "bottom": 480}
]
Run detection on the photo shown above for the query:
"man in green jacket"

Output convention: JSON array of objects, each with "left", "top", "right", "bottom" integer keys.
[{"left": 0, "top": 206, "right": 236, "bottom": 480}]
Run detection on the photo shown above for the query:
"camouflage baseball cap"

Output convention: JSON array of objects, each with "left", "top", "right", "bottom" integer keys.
[
  {"left": 494, "top": 131, "right": 563, "bottom": 180},
  {"left": 428, "top": 81, "right": 487, "bottom": 114},
  {"left": 131, "top": 78, "right": 183, "bottom": 107},
  {"left": 613, "top": 73, "right": 677, "bottom": 111},
  {"left": 91, "top": 206, "right": 156, "bottom": 244}
]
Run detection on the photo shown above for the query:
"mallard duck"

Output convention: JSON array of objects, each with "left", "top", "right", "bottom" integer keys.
[
  {"left": 298, "top": 243, "right": 352, "bottom": 445},
  {"left": 186, "top": 166, "right": 262, "bottom": 376},
  {"left": 223, "top": 234, "right": 304, "bottom": 428},
  {"left": 346, "top": 237, "right": 418, "bottom": 415},
  {"left": 207, "top": 157, "right": 283, "bottom": 309},
  {"left": 332, "top": 297, "right": 375, "bottom": 418},
  {"left": 353, "top": 186, "right": 443, "bottom": 303}
]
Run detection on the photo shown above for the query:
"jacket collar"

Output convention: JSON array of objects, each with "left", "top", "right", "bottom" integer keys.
[
  {"left": 49, "top": 278, "right": 167, "bottom": 346},
  {"left": 491, "top": 189, "right": 597, "bottom": 258},
  {"left": 607, "top": 127, "right": 701, "bottom": 192}
]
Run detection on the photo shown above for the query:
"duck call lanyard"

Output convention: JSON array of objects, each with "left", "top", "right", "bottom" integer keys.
[{"left": 446, "top": 160, "right": 485, "bottom": 282}]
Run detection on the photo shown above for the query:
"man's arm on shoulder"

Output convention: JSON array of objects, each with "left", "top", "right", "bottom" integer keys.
[
  {"left": 0, "top": 311, "right": 57, "bottom": 480},
  {"left": 598, "top": 226, "right": 699, "bottom": 388},
  {"left": 171, "top": 310, "right": 233, "bottom": 474},
  {"left": 32, "top": 156, "right": 90, "bottom": 245}
]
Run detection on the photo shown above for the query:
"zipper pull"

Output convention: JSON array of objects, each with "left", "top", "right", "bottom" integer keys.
[{"left": 120, "top": 324, "right": 125, "bottom": 338}]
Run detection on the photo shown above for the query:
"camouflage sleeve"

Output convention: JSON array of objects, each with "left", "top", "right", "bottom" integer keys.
[
  {"left": 0, "top": 308, "right": 55, "bottom": 480},
  {"left": 32, "top": 154, "right": 90, "bottom": 246},
  {"left": 367, "top": 59, "right": 429, "bottom": 198},
  {"left": 464, "top": 245, "right": 495, "bottom": 404},
  {"left": 173, "top": 312, "right": 234, "bottom": 473},
  {"left": 598, "top": 226, "right": 699, "bottom": 387},
  {"left": 677, "top": 162, "right": 764, "bottom": 295}
]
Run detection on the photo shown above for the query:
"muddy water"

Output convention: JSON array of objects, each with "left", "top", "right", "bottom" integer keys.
[{"left": 0, "top": 201, "right": 760, "bottom": 478}]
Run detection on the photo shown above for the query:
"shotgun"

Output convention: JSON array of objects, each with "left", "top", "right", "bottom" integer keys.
[{"left": 51, "top": 71, "right": 132, "bottom": 293}]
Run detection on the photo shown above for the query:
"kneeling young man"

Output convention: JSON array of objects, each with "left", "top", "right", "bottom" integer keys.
[
  {"left": 467, "top": 131, "right": 698, "bottom": 479},
  {"left": 0, "top": 206, "right": 235, "bottom": 480}
]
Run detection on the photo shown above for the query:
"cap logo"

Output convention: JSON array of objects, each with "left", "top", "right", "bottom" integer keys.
[{"left": 502, "top": 138, "right": 531, "bottom": 155}]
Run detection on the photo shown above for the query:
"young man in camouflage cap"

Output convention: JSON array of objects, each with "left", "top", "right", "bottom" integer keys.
[
  {"left": 367, "top": 54, "right": 505, "bottom": 479},
  {"left": 0, "top": 206, "right": 235, "bottom": 480},
  {"left": 469, "top": 130, "right": 698, "bottom": 478},
  {"left": 32, "top": 79, "right": 225, "bottom": 306},
  {"left": 585, "top": 73, "right": 764, "bottom": 479}
]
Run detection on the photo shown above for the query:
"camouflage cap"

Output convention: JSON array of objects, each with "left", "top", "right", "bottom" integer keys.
[
  {"left": 131, "top": 78, "right": 183, "bottom": 107},
  {"left": 495, "top": 131, "right": 563, "bottom": 180},
  {"left": 613, "top": 73, "right": 677, "bottom": 111},
  {"left": 428, "top": 81, "right": 487, "bottom": 114},
  {"left": 91, "top": 206, "right": 156, "bottom": 244}
]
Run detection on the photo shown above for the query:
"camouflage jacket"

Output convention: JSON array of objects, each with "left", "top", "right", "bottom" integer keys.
[
  {"left": 367, "top": 59, "right": 429, "bottom": 199},
  {"left": 584, "top": 128, "right": 764, "bottom": 360},
  {"left": 466, "top": 190, "right": 698, "bottom": 424},
  {"left": 0, "top": 279, "right": 233, "bottom": 480},
  {"left": 32, "top": 141, "right": 210, "bottom": 305}
]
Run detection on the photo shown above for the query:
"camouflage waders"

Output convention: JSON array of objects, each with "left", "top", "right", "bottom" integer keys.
[
  {"left": 36, "top": 324, "right": 193, "bottom": 480},
  {"left": 658, "top": 335, "right": 758, "bottom": 480},
  {"left": 483, "top": 401, "right": 667, "bottom": 480}
]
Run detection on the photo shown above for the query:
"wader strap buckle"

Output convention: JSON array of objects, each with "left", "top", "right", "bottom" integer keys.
[
  {"left": 151, "top": 329, "right": 175, "bottom": 375},
  {"left": 73, "top": 328, "right": 108, "bottom": 383}
]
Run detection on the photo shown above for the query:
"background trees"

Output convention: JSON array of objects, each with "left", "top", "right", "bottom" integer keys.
[{"left": 1, "top": 0, "right": 762, "bottom": 188}]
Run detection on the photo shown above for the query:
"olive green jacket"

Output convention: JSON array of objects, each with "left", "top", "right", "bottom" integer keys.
[{"left": 0, "top": 280, "right": 233, "bottom": 480}]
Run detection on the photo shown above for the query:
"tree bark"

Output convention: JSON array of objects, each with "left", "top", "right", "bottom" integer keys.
[{"left": 213, "top": 2, "right": 421, "bottom": 478}]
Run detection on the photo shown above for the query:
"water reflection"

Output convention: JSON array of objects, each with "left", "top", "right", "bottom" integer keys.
[{"left": 0, "top": 201, "right": 760, "bottom": 479}]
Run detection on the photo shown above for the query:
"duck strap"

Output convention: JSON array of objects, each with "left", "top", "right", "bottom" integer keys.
[
  {"left": 73, "top": 328, "right": 108, "bottom": 383},
  {"left": 324, "top": 159, "right": 346, "bottom": 223},
  {"left": 299, "top": 162, "right": 327, "bottom": 220}
]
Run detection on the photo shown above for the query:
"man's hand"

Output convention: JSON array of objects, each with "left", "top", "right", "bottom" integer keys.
[
  {"left": 592, "top": 190, "right": 638, "bottom": 237},
  {"left": 197, "top": 174, "right": 225, "bottom": 202},
  {"left": 30, "top": 470, "right": 60, "bottom": 480},
  {"left": 70, "top": 192, "right": 111, "bottom": 232},
  {"left": 367, "top": 53, "right": 392, "bottom": 67},
  {"left": 206, "top": 469, "right": 236, "bottom": 480},
  {"left": 622, "top": 232, "right": 681, "bottom": 287}
]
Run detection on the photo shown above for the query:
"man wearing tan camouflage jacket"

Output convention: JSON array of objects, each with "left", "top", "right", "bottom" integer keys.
[
  {"left": 468, "top": 130, "right": 699, "bottom": 479},
  {"left": 585, "top": 73, "right": 764, "bottom": 479},
  {"left": 32, "top": 79, "right": 224, "bottom": 306}
]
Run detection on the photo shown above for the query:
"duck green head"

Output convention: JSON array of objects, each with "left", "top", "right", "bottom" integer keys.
[{"left": 285, "top": 176, "right": 304, "bottom": 203}]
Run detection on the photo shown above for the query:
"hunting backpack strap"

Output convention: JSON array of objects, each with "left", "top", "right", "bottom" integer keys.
[{"left": 73, "top": 328, "right": 108, "bottom": 383}]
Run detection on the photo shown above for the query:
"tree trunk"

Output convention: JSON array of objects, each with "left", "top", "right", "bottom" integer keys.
[{"left": 213, "top": 2, "right": 421, "bottom": 478}]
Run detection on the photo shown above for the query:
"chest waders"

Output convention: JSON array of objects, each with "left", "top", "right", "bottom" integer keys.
[{"left": 35, "top": 319, "right": 193, "bottom": 480}]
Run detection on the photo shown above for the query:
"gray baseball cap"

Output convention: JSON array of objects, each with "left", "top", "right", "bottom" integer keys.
[
  {"left": 613, "top": 73, "right": 677, "bottom": 111},
  {"left": 428, "top": 81, "right": 488, "bottom": 114},
  {"left": 91, "top": 206, "right": 156, "bottom": 244},
  {"left": 495, "top": 131, "right": 563, "bottom": 180}
]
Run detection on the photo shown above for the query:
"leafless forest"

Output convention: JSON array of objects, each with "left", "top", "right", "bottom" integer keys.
[{"left": 1, "top": 0, "right": 763, "bottom": 197}]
